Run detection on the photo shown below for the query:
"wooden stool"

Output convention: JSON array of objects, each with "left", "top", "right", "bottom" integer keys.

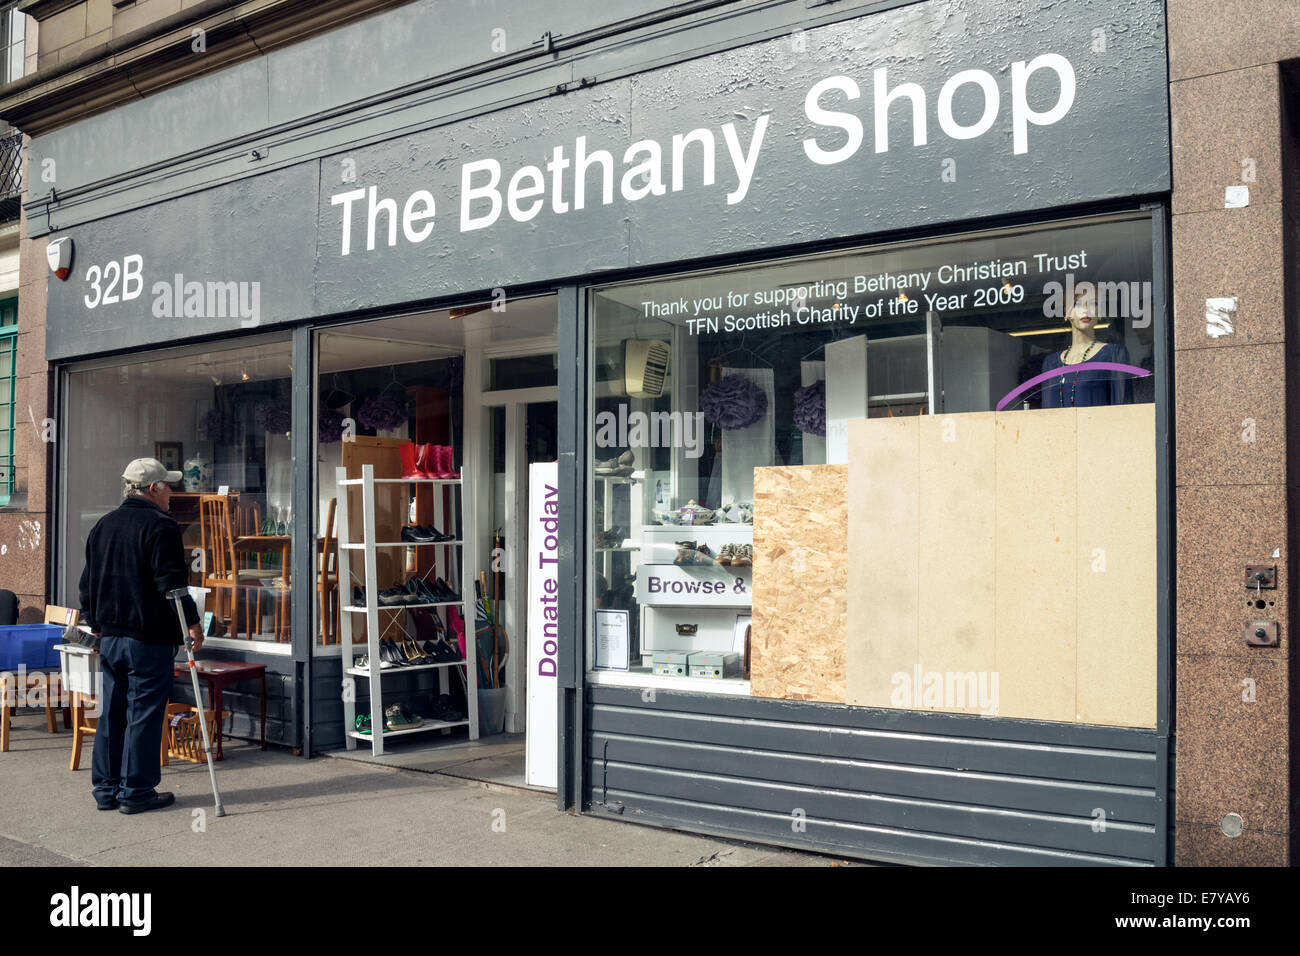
[{"left": 69, "top": 692, "right": 170, "bottom": 770}]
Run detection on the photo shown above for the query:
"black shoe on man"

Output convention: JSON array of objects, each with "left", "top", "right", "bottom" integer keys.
[{"left": 118, "top": 791, "right": 176, "bottom": 815}]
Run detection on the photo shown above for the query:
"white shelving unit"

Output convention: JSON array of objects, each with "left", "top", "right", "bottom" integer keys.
[
  {"left": 336, "top": 463, "right": 478, "bottom": 755},
  {"left": 635, "top": 522, "right": 753, "bottom": 678}
]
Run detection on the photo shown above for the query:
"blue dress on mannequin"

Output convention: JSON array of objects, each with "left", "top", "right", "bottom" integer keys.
[{"left": 1041, "top": 341, "right": 1133, "bottom": 408}]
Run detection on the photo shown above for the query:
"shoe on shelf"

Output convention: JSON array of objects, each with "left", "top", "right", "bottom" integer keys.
[
  {"left": 718, "top": 543, "right": 736, "bottom": 566},
  {"left": 385, "top": 702, "right": 424, "bottom": 730},
  {"left": 399, "top": 443, "right": 424, "bottom": 480},
  {"left": 732, "top": 544, "right": 753, "bottom": 567},
  {"left": 400, "top": 525, "right": 437, "bottom": 543},
  {"left": 352, "top": 586, "right": 366, "bottom": 607},
  {"left": 431, "top": 693, "right": 464, "bottom": 723},
  {"left": 430, "top": 577, "right": 460, "bottom": 603},
  {"left": 674, "top": 541, "right": 697, "bottom": 566},
  {"left": 595, "top": 450, "right": 636, "bottom": 477},
  {"left": 420, "top": 525, "right": 454, "bottom": 542},
  {"left": 435, "top": 445, "right": 460, "bottom": 480},
  {"left": 695, "top": 544, "right": 716, "bottom": 565},
  {"left": 411, "top": 443, "right": 439, "bottom": 479},
  {"left": 380, "top": 640, "right": 408, "bottom": 666},
  {"left": 355, "top": 713, "right": 390, "bottom": 734},
  {"left": 430, "top": 639, "right": 460, "bottom": 663}
]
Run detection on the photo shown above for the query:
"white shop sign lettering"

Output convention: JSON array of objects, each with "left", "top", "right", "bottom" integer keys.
[{"left": 329, "top": 55, "right": 1077, "bottom": 253}]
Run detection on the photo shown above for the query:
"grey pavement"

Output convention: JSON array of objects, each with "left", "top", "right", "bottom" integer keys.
[{"left": 0, "top": 710, "right": 853, "bottom": 867}]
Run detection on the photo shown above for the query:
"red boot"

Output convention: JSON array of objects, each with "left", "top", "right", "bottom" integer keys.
[
  {"left": 437, "top": 445, "right": 460, "bottom": 480},
  {"left": 414, "top": 444, "right": 440, "bottom": 479},
  {"left": 399, "top": 443, "right": 422, "bottom": 480}
]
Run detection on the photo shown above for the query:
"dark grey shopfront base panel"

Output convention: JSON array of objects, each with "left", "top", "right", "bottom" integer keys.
[
  {"left": 583, "top": 686, "right": 1160, "bottom": 866},
  {"left": 308, "top": 654, "right": 467, "bottom": 752}
]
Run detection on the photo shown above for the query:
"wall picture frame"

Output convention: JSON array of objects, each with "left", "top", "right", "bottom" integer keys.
[{"left": 155, "top": 441, "right": 183, "bottom": 475}]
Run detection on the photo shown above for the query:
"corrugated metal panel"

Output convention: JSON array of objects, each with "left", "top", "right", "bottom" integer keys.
[{"left": 584, "top": 686, "right": 1161, "bottom": 866}]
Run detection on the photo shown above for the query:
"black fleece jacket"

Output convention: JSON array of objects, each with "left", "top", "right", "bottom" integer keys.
[{"left": 78, "top": 496, "right": 200, "bottom": 645}]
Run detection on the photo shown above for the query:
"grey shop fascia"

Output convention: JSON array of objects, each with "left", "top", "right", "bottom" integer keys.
[{"left": 329, "top": 53, "right": 1077, "bottom": 254}]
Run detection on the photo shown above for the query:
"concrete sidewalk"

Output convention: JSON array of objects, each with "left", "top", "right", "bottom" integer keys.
[{"left": 0, "top": 711, "right": 852, "bottom": 867}]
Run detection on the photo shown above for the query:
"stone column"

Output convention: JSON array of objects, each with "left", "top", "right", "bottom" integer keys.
[{"left": 1168, "top": 0, "right": 1300, "bottom": 866}]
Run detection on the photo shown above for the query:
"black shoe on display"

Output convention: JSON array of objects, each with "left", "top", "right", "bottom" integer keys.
[
  {"left": 400, "top": 525, "right": 436, "bottom": 543},
  {"left": 431, "top": 577, "right": 460, "bottom": 603},
  {"left": 431, "top": 693, "right": 464, "bottom": 722}
]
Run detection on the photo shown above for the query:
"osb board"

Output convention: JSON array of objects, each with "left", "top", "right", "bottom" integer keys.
[
  {"left": 845, "top": 406, "right": 1157, "bottom": 728},
  {"left": 750, "top": 465, "right": 848, "bottom": 702}
]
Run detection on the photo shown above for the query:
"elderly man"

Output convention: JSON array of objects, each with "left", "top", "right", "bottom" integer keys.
[{"left": 78, "top": 458, "right": 202, "bottom": 814}]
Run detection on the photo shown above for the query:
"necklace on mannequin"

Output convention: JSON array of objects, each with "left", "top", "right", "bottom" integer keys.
[{"left": 1058, "top": 340, "right": 1101, "bottom": 406}]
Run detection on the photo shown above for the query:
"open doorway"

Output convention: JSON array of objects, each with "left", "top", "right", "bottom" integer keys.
[{"left": 313, "top": 294, "right": 557, "bottom": 782}]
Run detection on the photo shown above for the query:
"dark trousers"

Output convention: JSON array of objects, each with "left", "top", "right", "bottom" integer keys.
[{"left": 92, "top": 636, "right": 175, "bottom": 804}]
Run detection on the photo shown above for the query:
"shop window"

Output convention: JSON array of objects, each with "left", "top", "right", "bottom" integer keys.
[
  {"left": 588, "top": 213, "right": 1159, "bottom": 729},
  {"left": 62, "top": 337, "right": 295, "bottom": 646}
]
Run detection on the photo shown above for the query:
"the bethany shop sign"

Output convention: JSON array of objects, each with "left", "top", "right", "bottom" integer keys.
[
  {"left": 41, "top": 0, "right": 1169, "bottom": 360},
  {"left": 330, "top": 54, "right": 1078, "bottom": 251}
]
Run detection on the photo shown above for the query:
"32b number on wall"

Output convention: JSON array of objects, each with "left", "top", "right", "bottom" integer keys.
[{"left": 84, "top": 254, "right": 144, "bottom": 309}]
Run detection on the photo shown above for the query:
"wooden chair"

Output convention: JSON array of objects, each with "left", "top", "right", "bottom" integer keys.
[
  {"left": 199, "top": 495, "right": 264, "bottom": 640},
  {"left": 317, "top": 498, "right": 339, "bottom": 645}
]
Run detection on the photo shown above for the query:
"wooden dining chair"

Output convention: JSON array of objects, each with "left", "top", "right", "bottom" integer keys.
[
  {"left": 199, "top": 495, "right": 263, "bottom": 640},
  {"left": 317, "top": 498, "right": 339, "bottom": 645}
]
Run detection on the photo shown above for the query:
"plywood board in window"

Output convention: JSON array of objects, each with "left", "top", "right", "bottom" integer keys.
[{"left": 750, "top": 464, "right": 847, "bottom": 702}]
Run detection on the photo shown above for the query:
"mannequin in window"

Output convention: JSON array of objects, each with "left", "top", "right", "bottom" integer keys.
[{"left": 1040, "top": 289, "right": 1133, "bottom": 408}]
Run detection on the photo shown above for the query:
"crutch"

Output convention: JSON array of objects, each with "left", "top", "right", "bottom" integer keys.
[{"left": 167, "top": 587, "right": 226, "bottom": 817}]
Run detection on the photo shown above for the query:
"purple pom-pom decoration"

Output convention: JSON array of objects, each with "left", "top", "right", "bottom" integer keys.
[
  {"left": 793, "top": 380, "right": 826, "bottom": 437},
  {"left": 356, "top": 393, "right": 406, "bottom": 431},
  {"left": 253, "top": 398, "right": 292, "bottom": 435},
  {"left": 700, "top": 375, "right": 767, "bottom": 430},
  {"left": 318, "top": 401, "right": 344, "bottom": 443},
  {"left": 199, "top": 407, "right": 239, "bottom": 444}
]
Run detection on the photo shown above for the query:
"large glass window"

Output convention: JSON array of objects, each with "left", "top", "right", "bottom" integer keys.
[
  {"left": 62, "top": 337, "right": 294, "bottom": 647},
  {"left": 588, "top": 213, "right": 1159, "bottom": 728}
]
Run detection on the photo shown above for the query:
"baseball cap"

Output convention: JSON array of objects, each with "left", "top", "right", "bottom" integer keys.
[{"left": 123, "top": 457, "right": 182, "bottom": 486}]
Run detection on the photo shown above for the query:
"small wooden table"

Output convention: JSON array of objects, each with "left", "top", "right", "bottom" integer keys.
[{"left": 174, "top": 660, "right": 267, "bottom": 760}]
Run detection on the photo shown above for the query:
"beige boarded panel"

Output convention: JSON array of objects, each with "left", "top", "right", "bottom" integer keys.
[
  {"left": 917, "top": 413, "right": 997, "bottom": 715},
  {"left": 1076, "top": 404, "right": 1158, "bottom": 727},
  {"left": 750, "top": 465, "right": 848, "bottom": 702},
  {"left": 846, "top": 417, "right": 919, "bottom": 708},
  {"left": 994, "top": 408, "right": 1077, "bottom": 722}
]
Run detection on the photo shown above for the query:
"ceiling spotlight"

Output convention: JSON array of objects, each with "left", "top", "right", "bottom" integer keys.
[{"left": 241, "top": 372, "right": 250, "bottom": 381}]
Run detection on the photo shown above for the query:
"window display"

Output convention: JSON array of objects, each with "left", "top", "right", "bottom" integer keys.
[
  {"left": 588, "top": 213, "right": 1158, "bottom": 727},
  {"left": 62, "top": 337, "right": 295, "bottom": 644}
]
